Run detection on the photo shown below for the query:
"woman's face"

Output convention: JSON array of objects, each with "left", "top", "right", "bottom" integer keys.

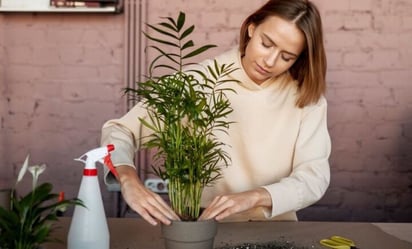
[{"left": 242, "top": 15, "right": 305, "bottom": 84}]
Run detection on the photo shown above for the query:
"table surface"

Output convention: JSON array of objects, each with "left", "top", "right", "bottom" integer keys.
[{"left": 44, "top": 218, "right": 412, "bottom": 249}]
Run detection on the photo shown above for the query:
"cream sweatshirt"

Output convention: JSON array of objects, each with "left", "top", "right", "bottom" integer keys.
[{"left": 101, "top": 48, "right": 331, "bottom": 221}]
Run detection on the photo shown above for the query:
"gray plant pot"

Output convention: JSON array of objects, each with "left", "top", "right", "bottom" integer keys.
[{"left": 161, "top": 219, "right": 217, "bottom": 249}]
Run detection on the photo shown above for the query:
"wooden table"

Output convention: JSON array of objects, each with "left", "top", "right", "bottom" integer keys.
[{"left": 44, "top": 218, "right": 412, "bottom": 249}]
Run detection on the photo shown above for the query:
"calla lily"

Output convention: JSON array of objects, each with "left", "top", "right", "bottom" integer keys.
[
  {"left": 28, "top": 164, "right": 47, "bottom": 190},
  {"left": 16, "top": 154, "right": 30, "bottom": 184},
  {"left": 1, "top": 156, "right": 83, "bottom": 249}
]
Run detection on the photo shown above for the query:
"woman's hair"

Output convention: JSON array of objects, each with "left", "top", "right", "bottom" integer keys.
[{"left": 239, "top": 0, "right": 327, "bottom": 108}]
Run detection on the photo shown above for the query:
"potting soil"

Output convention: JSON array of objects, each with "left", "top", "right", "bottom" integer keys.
[{"left": 215, "top": 240, "right": 312, "bottom": 249}]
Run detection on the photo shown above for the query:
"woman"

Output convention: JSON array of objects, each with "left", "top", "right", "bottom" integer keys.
[{"left": 101, "top": 0, "right": 330, "bottom": 226}]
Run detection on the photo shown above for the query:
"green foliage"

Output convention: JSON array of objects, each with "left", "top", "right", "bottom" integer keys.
[
  {"left": 0, "top": 183, "right": 83, "bottom": 249},
  {"left": 125, "top": 12, "right": 238, "bottom": 221}
]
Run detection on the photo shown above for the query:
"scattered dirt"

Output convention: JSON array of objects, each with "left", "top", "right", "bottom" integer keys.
[{"left": 215, "top": 240, "right": 313, "bottom": 249}]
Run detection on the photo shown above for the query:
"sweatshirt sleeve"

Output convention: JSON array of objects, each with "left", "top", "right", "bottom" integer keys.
[
  {"left": 262, "top": 96, "right": 331, "bottom": 218},
  {"left": 100, "top": 102, "right": 149, "bottom": 186}
]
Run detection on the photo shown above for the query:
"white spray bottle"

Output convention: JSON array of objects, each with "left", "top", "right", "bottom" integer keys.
[{"left": 68, "top": 144, "right": 119, "bottom": 249}]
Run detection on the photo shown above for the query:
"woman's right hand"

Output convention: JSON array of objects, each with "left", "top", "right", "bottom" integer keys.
[{"left": 116, "top": 165, "right": 180, "bottom": 226}]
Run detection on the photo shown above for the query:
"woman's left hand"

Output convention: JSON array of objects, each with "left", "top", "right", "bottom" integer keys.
[{"left": 198, "top": 188, "right": 272, "bottom": 221}]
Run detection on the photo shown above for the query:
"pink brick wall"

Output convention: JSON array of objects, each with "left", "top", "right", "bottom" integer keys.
[
  {"left": 0, "top": 0, "right": 411, "bottom": 221},
  {"left": 0, "top": 13, "right": 126, "bottom": 213}
]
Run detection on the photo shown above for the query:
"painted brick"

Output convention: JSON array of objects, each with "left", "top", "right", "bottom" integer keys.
[
  {"left": 228, "top": 12, "right": 247, "bottom": 29},
  {"left": 343, "top": 51, "right": 372, "bottom": 68},
  {"left": 359, "top": 137, "right": 399, "bottom": 157},
  {"left": 199, "top": 11, "right": 228, "bottom": 29},
  {"left": 207, "top": 30, "right": 239, "bottom": 51},
  {"left": 358, "top": 33, "right": 400, "bottom": 49},
  {"left": 344, "top": 11, "right": 373, "bottom": 30},
  {"left": 391, "top": 0, "right": 412, "bottom": 16},
  {"left": 3, "top": 112, "right": 30, "bottom": 131},
  {"left": 330, "top": 171, "right": 356, "bottom": 190},
  {"left": 333, "top": 152, "right": 364, "bottom": 172},
  {"left": 402, "top": 15, "right": 412, "bottom": 31},
  {"left": 58, "top": 47, "right": 85, "bottom": 65},
  {"left": 325, "top": 32, "right": 358, "bottom": 50},
  {"left": 404, "top": 123, "right": 412, "bottom": 140},
  {"left": 341, "top": 191, "right": 381, "bottom": 209},
  {"left": 5, "top": 65, "right": 43, "bottom": 82},
  {"left": 318, "top": 0, "right": 350, "bottom": 12},
  {"left": 45, "top": 65, "right": 100, "bottom": 80},
  {"left": 6, "top": 45, "right": 32, "bottom": 64},
  {"left": 349, "top": 0, "right": 374, "bottom": 11},
  {"left": 97, "top": 65, "right": 124, "bottom": 82},
  {"left": 370, "top": 50, "right": 401, "bottom": 69},
  {"left": 316, "top": 189, "right": 343, "bottom": 207},
  {"left": 393, "top": 88, "right": 412, "bottom": 106},
  {"left": 373, "top": 15, "right": 403, "bottom": 32},
  {"left": 367, "top": 106, "right": 410, "bottom": 122},
  {"left": 362, "top": 154, "right": 394, "bottom": 172},
  {"left": 353, "top": 173, "right": 411, "bottom": 191},
  {"left": 325, "top": 53, "right": 343, "bottom": 70},
  {"left": 323, "top": 12, "right": 345, "bottom": 31},
  {"left": 399, "top": 33, "right": 412, "bottom": 49},
  {"left": 375, "top": 123, "right": 404, "bottom": 140},
  {"left": 399, "top": 49, "right": 412, "bottom": 67},
  {"left": 329, "top": 104, "right": 368, "bottom": 123},
  {"left": 361, "top": 88, "right": 396, "bottom": 106},
  {"left": 380, "top": 70, "right": 412, "bottom": 88}
]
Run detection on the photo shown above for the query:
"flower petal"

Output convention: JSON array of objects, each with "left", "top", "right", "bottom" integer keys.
[
  {"left": 28, "top": 164, "right": 47, "bottom": 176},
  {"left": 17, "top": 154, "right": 30, "bottom": 183}
]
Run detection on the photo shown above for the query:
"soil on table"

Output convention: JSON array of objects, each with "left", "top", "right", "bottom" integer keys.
[{"left": 215, "top": 240, "right": 313, "bottom": 249}]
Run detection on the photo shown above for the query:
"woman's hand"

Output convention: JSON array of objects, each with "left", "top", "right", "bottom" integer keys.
[
  {"left": 117, "top": 166, "right": 180, "bottom": 226},
  {"left": 198, "top": 188, "right": 272, "bottom": 221}
]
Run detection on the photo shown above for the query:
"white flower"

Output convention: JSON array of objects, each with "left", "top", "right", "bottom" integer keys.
[
  {"left": 28, "top": 164, "right": 47, "bottom": 190},
  {"left": 16, "top": 154, "right": 30, "bottom": 184}
]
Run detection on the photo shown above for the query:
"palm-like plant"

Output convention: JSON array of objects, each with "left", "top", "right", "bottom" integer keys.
[{"left": 125, "top": 12, "right": 238, "bottom": 221}]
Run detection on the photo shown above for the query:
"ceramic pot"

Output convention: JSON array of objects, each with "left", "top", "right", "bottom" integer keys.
[{"left": 161, "top": 219, "right": 217, "bottom": 249}]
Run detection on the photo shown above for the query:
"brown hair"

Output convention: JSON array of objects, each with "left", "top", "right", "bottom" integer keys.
[{"left": 239, "top": 0, "right": 327, "bottom": 108}]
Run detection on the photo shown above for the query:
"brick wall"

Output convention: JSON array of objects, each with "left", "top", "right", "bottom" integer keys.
[
  {"left": 0, "top": 15, "right": 6, "bottom": 188},
  {"left": 303, "top": 0, "right": 412, "bottom": 221},
  {"left": 0, "top": 13, "right": 126, "bottom": 214},
  {"left": 0, "top": 0, "right": 411, "bottom": 221}
]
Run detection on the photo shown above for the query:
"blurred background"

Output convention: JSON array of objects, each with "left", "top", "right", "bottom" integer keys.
[{"left": 0, "top": 0, "right": 411, "bottom": 221}]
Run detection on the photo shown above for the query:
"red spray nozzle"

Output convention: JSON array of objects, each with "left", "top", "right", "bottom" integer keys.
[{"left": 107, "top": 144, "right": 115, "bottom": 152}]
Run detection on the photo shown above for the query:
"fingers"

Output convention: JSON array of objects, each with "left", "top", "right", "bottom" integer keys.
[
  {"left": 199, "top": 191, "right": 263, "bottom": 221},
  {"left": 115, "top": 166, "right": 179, "bottom": 225},
  {"left": 132, "top": 194, "right": 170, "bottom": 226},
  {"left": 121, "top": 180, "right": 179, "bottom": 226},
  {"left": 152, "top": 194, "right": 181, "bottom": 221},
  {"left": 199, "top": 195, "right": 236, "bottom": 221}
]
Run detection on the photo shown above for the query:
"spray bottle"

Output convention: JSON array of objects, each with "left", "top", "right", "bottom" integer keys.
[{"left": 68, "top": 144, "right": 119, "bottom": 249}]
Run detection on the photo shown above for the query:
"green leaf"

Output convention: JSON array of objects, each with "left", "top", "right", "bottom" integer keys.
[
  {"left": 176, "top": 11, "right": 186, "bottom": 32},
  {"left": 143, "top": 32, "right": 179, "bottom": 48},
  {"left": 147, "top": 24, "right": 179, "bottom": 40},
  {"left": 182, "top": 40, "right": 194, "bottom": 50},
  {"left": 165, "top": 16, "right": 178, "bottom": 28},
  {"left": 180, "top": 25, "right": 195, "bottom": 40},
  {"left": 148, "top": 45, "right": 180, "bottom": 65},
  {"left": 159, "top": 21, "right": 178, "bottom": 32},
  {"left": 182, "top": 44, "right": 217, "bottom": 59}
]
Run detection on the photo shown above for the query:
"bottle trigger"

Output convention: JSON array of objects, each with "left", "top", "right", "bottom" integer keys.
[{"left": 104, "top": 154, "right": 119, "bottom": 181}]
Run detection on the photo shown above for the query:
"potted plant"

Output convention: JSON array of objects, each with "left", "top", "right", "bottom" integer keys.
[
  {"left": 0, "top": 155, "right": 83, "bottom": 249},
  {"left": 124, "top": 11, "right": 238, "bottom": 249}
]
